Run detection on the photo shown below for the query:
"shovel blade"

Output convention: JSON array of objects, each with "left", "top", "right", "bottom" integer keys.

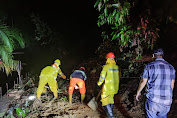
[{"left": 87, "top": 97, "right": 98, "bottom": 111}]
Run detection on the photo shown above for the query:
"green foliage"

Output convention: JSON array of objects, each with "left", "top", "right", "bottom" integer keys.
[
  {"left": 0, "top": 112, "right": 6, "bottom": 117},
  {"left": 30, "top": 13, "right": 66, "bottom": 57},
  {"left": 30, "top": 13, "right": 53, "bottom": 43},
  {"left": 58, "top": 89, "right": 62, "bottom": 93},
  {"left": 94, "top": 0, "right": 161, "bottom": 77},
  {"left": 4, "top": 114, "right": 15, "bottom": 118},
  {"left": 16, "top": 108, "right": 26, "bottom": 118},
  {"left": 0, "top": 20, "right": 25, "bottom": 75},
  {"left": 59, "top": 96, "right": 67, "bottom": 101},
  {"left": 94, "top": 0, "right": 159, "bottom": 59}
]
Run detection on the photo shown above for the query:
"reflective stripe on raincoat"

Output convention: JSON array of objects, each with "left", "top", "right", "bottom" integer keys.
[{"left": 98, "top": 64, "right": 119, "bottom": 95}]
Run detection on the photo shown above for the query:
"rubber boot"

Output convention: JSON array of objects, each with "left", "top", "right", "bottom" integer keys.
[
  {"left": 104, "top": 104, "right": 114, "bottom": 118},
  {"left": 110, "top": 104, "right": 114, "bottom": 117},
  {"left": 37, "top": 94, "right": 41, "bottom": 99},
  {"left": 110, "top": 104, "right": 114, "bottom": 112},
  {"left": 53, "top": 91, "right": 58, "bottom": 98},
  {"left": 37, "top": 90, "right": 42, "bottom": 99},
  {"left": 69, "top": 94, "right": 72, "bottom": 104},
  {"left": 81, "top": 94, "right": 85, "bottom": 104}
]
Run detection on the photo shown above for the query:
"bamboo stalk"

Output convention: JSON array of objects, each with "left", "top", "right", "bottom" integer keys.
[
  {"left": 26, "top": 73, "right": 27, "bottom": 79},
  {"left": 0, "top": 87, "right": 2, "bottom": 99},
  {"left": 14, "top": 81, "right": 15, "bottom": 89},
  {"left": 17, "top": 61, "right": 23, "bottom": 86},
  {"left": 17, "top": 77, "right": 18, "bottom": 85},
  {"left": 6, "top": 83, "right": 8, "bottom": 96},
  {"left": 20, "top": 61, "right": 23, "bottom": 86},
  {"left": 12, "top": 52, "right": 24, "bottom": 54}
]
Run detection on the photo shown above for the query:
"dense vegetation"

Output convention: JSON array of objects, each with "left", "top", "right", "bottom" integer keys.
[{"left": 94, "top": 0, "right": 177, "bottom": 76}]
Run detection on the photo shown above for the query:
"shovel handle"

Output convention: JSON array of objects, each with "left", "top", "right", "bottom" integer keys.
[{"left": 96, "top": 89, "right": 102, "bottom": 101}]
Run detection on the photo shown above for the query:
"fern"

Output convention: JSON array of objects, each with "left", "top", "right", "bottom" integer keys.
[{"left": 0, "top": 20, "right": 25, "bottom": 75}]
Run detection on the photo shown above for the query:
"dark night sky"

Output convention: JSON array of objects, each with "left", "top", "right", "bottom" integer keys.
[
  {"left": 0, "top": 0, "right": 103, "bottom": 93},
  {"left": 23, "top": 0, "right": 101, "bottom": 53},
  {"left": 0, "top": 0, "right": 102, "bottom": 75},
  {"left": 18, "top": 0, "right": 101, "bottom": 74},
  {"left": 0, "top": 0, "right": 177, "bottom": 74}
]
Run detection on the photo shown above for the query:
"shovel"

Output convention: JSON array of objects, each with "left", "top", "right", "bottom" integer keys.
[{"left": 87, "top": 89, "right": 102, "bottom": 111}]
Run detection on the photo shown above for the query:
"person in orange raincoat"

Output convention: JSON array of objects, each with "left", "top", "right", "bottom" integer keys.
[
  {"left": 36, "top": 59, "right": 66, "bottom": 100},
  {"left": 68, "top": 67, "right": 87, "bottom": 104},
  {"left": 97, "top": 52, "right": 120, "bottom": 118}
]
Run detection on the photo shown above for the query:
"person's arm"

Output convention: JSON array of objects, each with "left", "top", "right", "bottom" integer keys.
[
  {"left": 81, "top": 71, "right": 87, "bottom": 81},
  {"left": 97, "top": 65, "right": 107, "bottom": 86},
  {"left": 58, "top": 67, "right": 66, "bottom": 79},
  {"left": 136, "top": 78, "right": 148, "bottom": 101},
  {"left": 84, "top": 74, "right": 87, "bottom": 81},
  {"left": 171, "top": 79, "right": 175, "bottom": 90},
  {"left": 70, "top": 75, "right": 72, "bottom": 79}
]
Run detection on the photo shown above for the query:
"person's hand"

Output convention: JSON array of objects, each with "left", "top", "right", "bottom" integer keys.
[
  {"left": 62, "top": 75, "right": 66, "bottom": 79},
  {"left": 97, "top": 81, "right": 101, "bottom": 87},
  {"left": 136, "top": 92, "right": 141, "bottom": 101},
  {"left": 74, "top": 85, "right": 79, "bottom": 89}
]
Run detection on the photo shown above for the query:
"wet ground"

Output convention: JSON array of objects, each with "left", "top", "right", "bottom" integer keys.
[{"left": 0, "top": 77, "right": 177, "bottom": 118}]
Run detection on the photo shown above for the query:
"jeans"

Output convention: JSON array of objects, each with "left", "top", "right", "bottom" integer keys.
[{"left": 145, "top": 99, "right": 171, "bottom": 118}]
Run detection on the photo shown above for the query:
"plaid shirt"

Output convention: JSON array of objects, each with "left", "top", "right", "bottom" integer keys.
[{"left": 141, "top": 58, "right": 176, "bottom": 105}]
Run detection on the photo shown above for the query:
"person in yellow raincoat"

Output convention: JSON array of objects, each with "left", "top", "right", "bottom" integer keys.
[
  {"left": 97, "top": 52, "right": 120, "bottom": 118},
  {"left": 36, "top": 59, "right": 66, "bottom": 100}
]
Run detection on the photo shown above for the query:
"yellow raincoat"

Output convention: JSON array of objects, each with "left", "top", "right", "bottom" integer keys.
[
  {"left": 97, "top": 58, "right": 120, "bottom": 106},
  {"left": 37, "top": 62, "right": 66, "bottom": 99}
]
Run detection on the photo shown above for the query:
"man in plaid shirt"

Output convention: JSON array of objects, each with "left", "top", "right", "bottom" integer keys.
[{"left": 136, "top": 48, "right": 176, "bottom": 118}]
